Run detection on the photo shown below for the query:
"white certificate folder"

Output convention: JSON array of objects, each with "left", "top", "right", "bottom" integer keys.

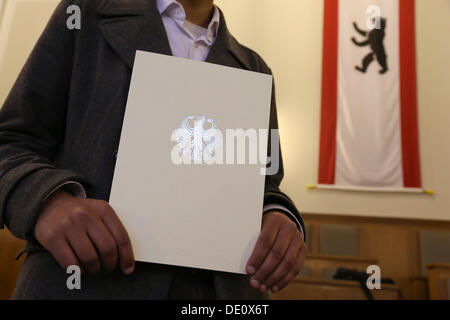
[{"left": 109, "top": 51, "right": 273, "bottom": 274}]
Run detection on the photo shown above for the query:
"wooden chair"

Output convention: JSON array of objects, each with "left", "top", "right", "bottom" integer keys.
[
  {"left": 408, "top": 229, "right": 450, "bottom": 299},
  {"left": 427, "top": 263, "right": 450, "bottom": 300},
  {"left": 419, "top": 230, "right": 450, "bottom": 276}
]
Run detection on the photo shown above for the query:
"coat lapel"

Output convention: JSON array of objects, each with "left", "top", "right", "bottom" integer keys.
[
  {"left": 98, "top": 0, "right": 172, "bottom": 69},
  {"left": 97, "top": 0, "right": 253, "bottom": 72}
]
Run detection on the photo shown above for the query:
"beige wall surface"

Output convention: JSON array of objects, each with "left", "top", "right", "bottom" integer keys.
[
  {"left": 0, "top": 0, "right": 59, "bottom": 104},
  {"left": 216, "top": 0, "right": 450, "bottom": 221},
  {"left": 0, "top": 0, "right": 449, "bottom": 221}
]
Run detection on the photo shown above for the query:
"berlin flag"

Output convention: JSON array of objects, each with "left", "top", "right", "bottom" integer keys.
[{"left": 318, "top": 0, "right": 422, "bottom": 192}]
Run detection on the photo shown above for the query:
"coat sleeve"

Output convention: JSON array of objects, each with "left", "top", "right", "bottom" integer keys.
[
  {"left": 0, "top": 0, "right": 86, "bottom": 241},
  {"left": 263, "top": 77, "right": 306, "bottom": 237}
]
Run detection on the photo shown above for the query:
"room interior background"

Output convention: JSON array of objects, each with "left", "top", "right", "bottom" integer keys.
[
  {"left": 216, "top": 0, "right": 450, "bottom": 221},
  {"left": 1, "top": 0, "right": 449, "bottom": 221},
  {"left": 0, "top": 0, "right": 449, "bottom": 300}
]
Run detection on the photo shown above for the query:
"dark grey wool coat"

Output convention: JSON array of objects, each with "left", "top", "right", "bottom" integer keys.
[{"left": 0, "top": 0, "right": 304, "bottom": 299}]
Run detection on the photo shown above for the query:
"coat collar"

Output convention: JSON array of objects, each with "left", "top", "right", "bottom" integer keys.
[{"left": 97, "top": 0, "right": 252, "bottom": 70}]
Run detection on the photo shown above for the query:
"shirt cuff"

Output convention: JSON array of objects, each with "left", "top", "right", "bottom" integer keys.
[
  {"left": 43, "top": 181, "right": 87, "bottom": 202},
  {"left": 263, "top": 204, "right": 305, "bottom": 241}
]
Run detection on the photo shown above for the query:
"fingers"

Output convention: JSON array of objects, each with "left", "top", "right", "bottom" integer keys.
[
  {"left": 86, "top": 219, "right": 118, "bottom": 271},
  {"left": 249, "top": 225, "right": 294, "bottom": 291},
  {"left": 35, "top": 193, "right": 135, "bottom": 275},
  {"left": 47, "top": 237, "right": 80, "bottom": 271},
  {"left": 247, "top": 211, "right": 308, "bottom": 294},
  {"left": 273, "top": 245, "right": 307, "bottom": 292},
  {"left": 100, "top": 203, "right": 135, "bottom": 274},
  {"left": 263, "top": 236, "right": 302, "bottom": 291},
  {"left": 246, "top": 215, "right": 280, "bottom": 276},
  {"left": 66, "top": 227, "right": 101, "bottom": 273}
]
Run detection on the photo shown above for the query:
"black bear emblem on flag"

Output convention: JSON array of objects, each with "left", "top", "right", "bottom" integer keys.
[{"left": 351, "top": 18, "right": 389, "bottom": 74}]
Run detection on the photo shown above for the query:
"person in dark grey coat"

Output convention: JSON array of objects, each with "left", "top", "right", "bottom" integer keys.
[{"left": 0, "top": 0, "right": 306, "bottom": 299}]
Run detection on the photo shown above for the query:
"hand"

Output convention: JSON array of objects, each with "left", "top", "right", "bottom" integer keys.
[
  {"left": 246, "top": 211, "right": 306, "bottom": 293},
  {"left": 34, "top": 189, "right": 135, "bottom": 274}
]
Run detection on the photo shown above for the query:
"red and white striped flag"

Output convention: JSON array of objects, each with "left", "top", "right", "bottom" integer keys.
[{"left": 319, "top": 0, "right": 421, "bottom": 192}]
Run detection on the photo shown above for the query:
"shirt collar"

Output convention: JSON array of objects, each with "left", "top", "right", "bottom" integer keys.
[
  {"left": 157, "top": 0, "right": 220, "bottom": 43},
  {"left": 96, "top": 0, "right": 254, "bottom": 71},
  {"left": 157, "top": 0, "right": 178, "bottom": 15}
]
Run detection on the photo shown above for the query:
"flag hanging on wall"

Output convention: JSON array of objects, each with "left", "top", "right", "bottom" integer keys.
[{"left": 318, "top": 0, "right": 421, "bottom": 192}]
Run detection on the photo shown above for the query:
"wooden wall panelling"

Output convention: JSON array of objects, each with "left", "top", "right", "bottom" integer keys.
[{"left": 302, "top": 213, "right": 450, "bottom": 299}]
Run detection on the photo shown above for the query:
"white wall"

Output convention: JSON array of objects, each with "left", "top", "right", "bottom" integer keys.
[
  {"left": 0, "top": 0, "right": 59, "bottom": 104},
  {"left": 1, "top": 0, "right": 449, "bottom": 221},
  {"left": 216, "top": 0, "right": 450, "bottom": 221}
]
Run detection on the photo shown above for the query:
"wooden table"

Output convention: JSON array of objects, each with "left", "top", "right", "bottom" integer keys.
[{"left": 271, "top": 278, "right": 401, "bottom": 300}]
